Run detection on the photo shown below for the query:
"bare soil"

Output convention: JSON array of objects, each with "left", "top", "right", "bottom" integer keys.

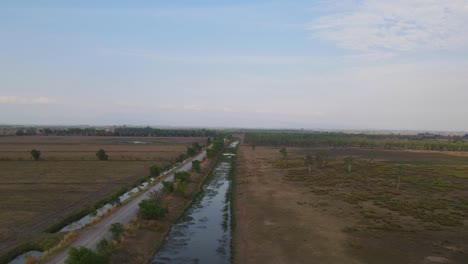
[
  {"left": 0, "top": 136, "right": 204, "bottom": 255},
  {"left": 234, "top": 145, "right": 361, "bottom": 264}
]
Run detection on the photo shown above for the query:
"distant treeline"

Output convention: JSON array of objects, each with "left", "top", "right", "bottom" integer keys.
[
  {"left": 14, "top": 127, "right": 222, "bottom": 137},
  {"left": 244, "top": 132, "right": 468, "bottom": 151}
]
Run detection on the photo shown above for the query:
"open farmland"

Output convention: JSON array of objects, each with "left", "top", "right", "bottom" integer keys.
[
  {"left": 0, "top": 136, "right": 206, "bottom": 255},
  {"left": 235, "top": 145, "right": 468, "bottom": 264}
]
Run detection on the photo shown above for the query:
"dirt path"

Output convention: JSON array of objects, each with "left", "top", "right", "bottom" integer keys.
[{"left": 234, "top": 146, "right": 361, "bottom": 264}]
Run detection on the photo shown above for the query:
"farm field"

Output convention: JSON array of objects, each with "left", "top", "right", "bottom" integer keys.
[
  {"left": 235, "top": 145, "right": 468, "bottom": 264},
  {"left": 0, "top": 136, "right": 206, "bottom": 255}
]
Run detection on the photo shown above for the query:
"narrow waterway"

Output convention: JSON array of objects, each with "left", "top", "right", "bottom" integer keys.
[{"left": 152, "top": 143, "right": 237, "bottom": 264}]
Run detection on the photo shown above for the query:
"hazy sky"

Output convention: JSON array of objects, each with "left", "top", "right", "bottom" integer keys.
[{"left": 1, "top": 0, "right": 468, "bottom": 131}]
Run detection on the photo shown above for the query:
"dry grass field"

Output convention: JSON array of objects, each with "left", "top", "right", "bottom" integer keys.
[
  {"left": 235, "top": 145, "right": 468, "bottom": 264},
  {"left": 0, "top": 136, "right": 205, "bottom": 255}
]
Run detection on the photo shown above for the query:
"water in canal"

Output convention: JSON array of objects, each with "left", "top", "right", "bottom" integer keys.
[{"left": 152, "top": 145, "right": 237, "bottom": 264}]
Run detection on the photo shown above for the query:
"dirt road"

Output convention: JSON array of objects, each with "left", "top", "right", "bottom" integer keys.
[{"left": 46, "top": 151, "right": 206, "bottom": 264}]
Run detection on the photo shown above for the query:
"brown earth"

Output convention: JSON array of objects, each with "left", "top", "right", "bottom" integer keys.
[
  {"left": 234, "top": 145, "right": 468, "bottom": 264},
  {"left": 0, "top": 136, "right": 205, "bottom": 256},
  {"left": 234, "top": 145, "right": 361, "bottom": 264}
]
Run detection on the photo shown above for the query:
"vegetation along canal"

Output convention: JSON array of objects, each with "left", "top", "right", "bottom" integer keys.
[{"left": 152, "top": 141, "right": 238, "bottom": 264}]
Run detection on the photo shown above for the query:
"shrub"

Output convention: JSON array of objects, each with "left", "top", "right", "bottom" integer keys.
[
  {"left": 148, "top": 189, "right": 162, "bottom": 200},
  {"left": 138, "top": 199, "right": 168, "bottom": 219},
  {"left": 65, "top": 246, "right": 108, "bottom": 264},
  {"left": 149, "top": 165, "right": 161, "bottom": 177},
  {"left": 192, "top": 160, "right": 201, "bottom": 172},
  {"left": 109, "top": 222, "right": 124, "bottom": 239},
  {"left": 96, "top": 239, "right": 110, "bottom": 255},
  {"left": 162, "top": 181, "right": 174, "bottom": 192},
  {"left": 30, "top": 149, "right": 41, "bottom": 161},
  {"left": 96, "top": 149, "right": 109, "bottom": 161},
  {"left": 174, "top": 171, "right": 191, "bottom": 182},
  {"left": 174, "top": 180, "right": 187, "bottom": 197}
]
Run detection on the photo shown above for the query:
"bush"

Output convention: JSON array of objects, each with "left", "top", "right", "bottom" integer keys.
[
  {"left": 162, "top": 181, "right": 174, "bottom": 192},
  {"left": 109, "top": 222, "right": 124, "bottom": 239},
  {"left": 138, "top": 199, "right": 168, "bottom": 219},
  {"left": 96, "top": 149, "right": 109, "bottom": 161},
  {"left": 149, "top": 165, "right": 161, "bottom": 177},
  {"left": 174, "top": 171, "right": 191, "bottom": 182},
  {"left": 30, "top": 149, "right": 41, "bottom": 161},
  {"left": 192, "top": 160, "right": 201, "bottom": 172},
  {"left": 65, "top": 246, "right": 108, "bottom": 264},
  {"left": 174, "top": 180, "right": 187, "bottom": 197},
  {"left": 96, "top": 239, "right": 111, "bottom": 255}
]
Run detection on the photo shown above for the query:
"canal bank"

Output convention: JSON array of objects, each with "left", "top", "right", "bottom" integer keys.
[
  {"left": 152, "top": 141, "right": 239, "bottom": 264},
  {"left": 108, "top": 141, "right": 238, "bottom": 264}
]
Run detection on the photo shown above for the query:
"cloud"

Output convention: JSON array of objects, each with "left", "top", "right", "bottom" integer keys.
[
  {"left": 310, "top": 0, "right": 468, "bottom": 53},
  {"left": 31, "top": 96, "right": 56, "bottom": 104},
  {"left": 0, "top": 96, "right": 56, "bottom": 104}
]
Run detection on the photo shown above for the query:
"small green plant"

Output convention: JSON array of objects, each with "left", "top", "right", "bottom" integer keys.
[
  {"left": 162, "top": 181, "right": 174, "bottom": 192},
  {"left": 315, "top": 151, "right": 329, "bottom": 168},
  {"left": 192, "top": 160, "right": 201, "bottom": 172},
  {"left": 65, "top": 246, "right": 108, "bottom": 264},
  {"left": 149, "top": 165, "right": 161, "bottom": 177},
  {"left": 89, "top": 206, "right": 98, "bottom": 217},
  {"left": 304, "top": 154, "right": 313, "bottom": 174},
  {"left": 174, "top": 180, "right": 187, "bottom": 197},
  {"left": 344, "top": 156, "right": 354, "bottom": 172},
  {"left": 96, "top": 149, "right": 109, "bottom": 161},
  {"left": 30, "top": 149, "right": 41, "bottom": 161},
  {"left": 96, "top": 238, "right": 110, "bottom": 255},
  {"left": 174, "top": 171, "right": 191, "bottom": 182},
  {"left": 279, "top": 148, "right": 288, "bottom": 168},
  {"left": 109, "top": 222, "right": 124, "bottom": 239},
  {"left": 138, "top": 199, "right": 168, "bottom": 219},
  {"left": 148, "top": 189, "right": 162, "bottom": 201},
  {"left": 109, "top": 192, "right": 122, "bottom": 207}
]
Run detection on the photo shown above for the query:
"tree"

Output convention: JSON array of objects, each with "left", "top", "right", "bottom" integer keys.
[
  {"left": 109, "top": 193, "right": 122, "bottom": 207},
  {"left": 30, "top": 149, "right": 41, "bottom": 161},
  {"left": 304, "top": 154, "right": 313, "bottom": 174},
  {"left": 162, "top": 181, "right": 174, "bottom": 192},
  {"left": 174, "top": 171, "right": 191, "bottom": 182},
  {"left": 149, "top": 165, "right": 161, "bottom": 177},
  {"left": 395, "top": 164, "right": 403, "bottom": 191},
  {"left": 65, "top": 246, "right": 108, "bottom": 264},
  {"left": 138, "top": 199, "right": 168, "bottom": 219},
  {"left": 96, "top": 239, "right": 110, "bottom": 255},
  {"left": 96, "top": 149, "right": 108, "bottom": 161},
  {"left": 207, "top": 137, "right": 212, "bottom": 145},
  {"left": 252, "top": 144, "right": 256, "bottom": 150},
  {"left": 192, "top": 160, "right": 201, "bottom": 172},
  {"left": 315, "top": 151, "right": 329, "bottom": 168},
  {"left": 344, "top": 156, "right": 354, "bottom": 172},
  {"left": 109, "top": 222, "right": 124, "bottom": 239},
  {"left": 279, "top": 147, "right": 287, "bottom": 168}
]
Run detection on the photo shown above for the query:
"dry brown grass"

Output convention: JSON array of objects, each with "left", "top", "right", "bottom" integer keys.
[
  {"left": 235, "top": 145, "right": 468, "bottom": 264},
  {"left": 0, "top": 136, "right": 205, "bottom": 255}
]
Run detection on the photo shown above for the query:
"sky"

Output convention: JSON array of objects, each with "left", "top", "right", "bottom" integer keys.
[{"left": 1, "top": 0, "right": 468, "bottom": 131}]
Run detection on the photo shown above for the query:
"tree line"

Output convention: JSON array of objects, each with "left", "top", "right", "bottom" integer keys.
[
  {"left": 245, "top": 132, "right": 468, "bottom": 151},
  {"left": 14, "top": 127, "right": 222, "bottom": 137}
]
